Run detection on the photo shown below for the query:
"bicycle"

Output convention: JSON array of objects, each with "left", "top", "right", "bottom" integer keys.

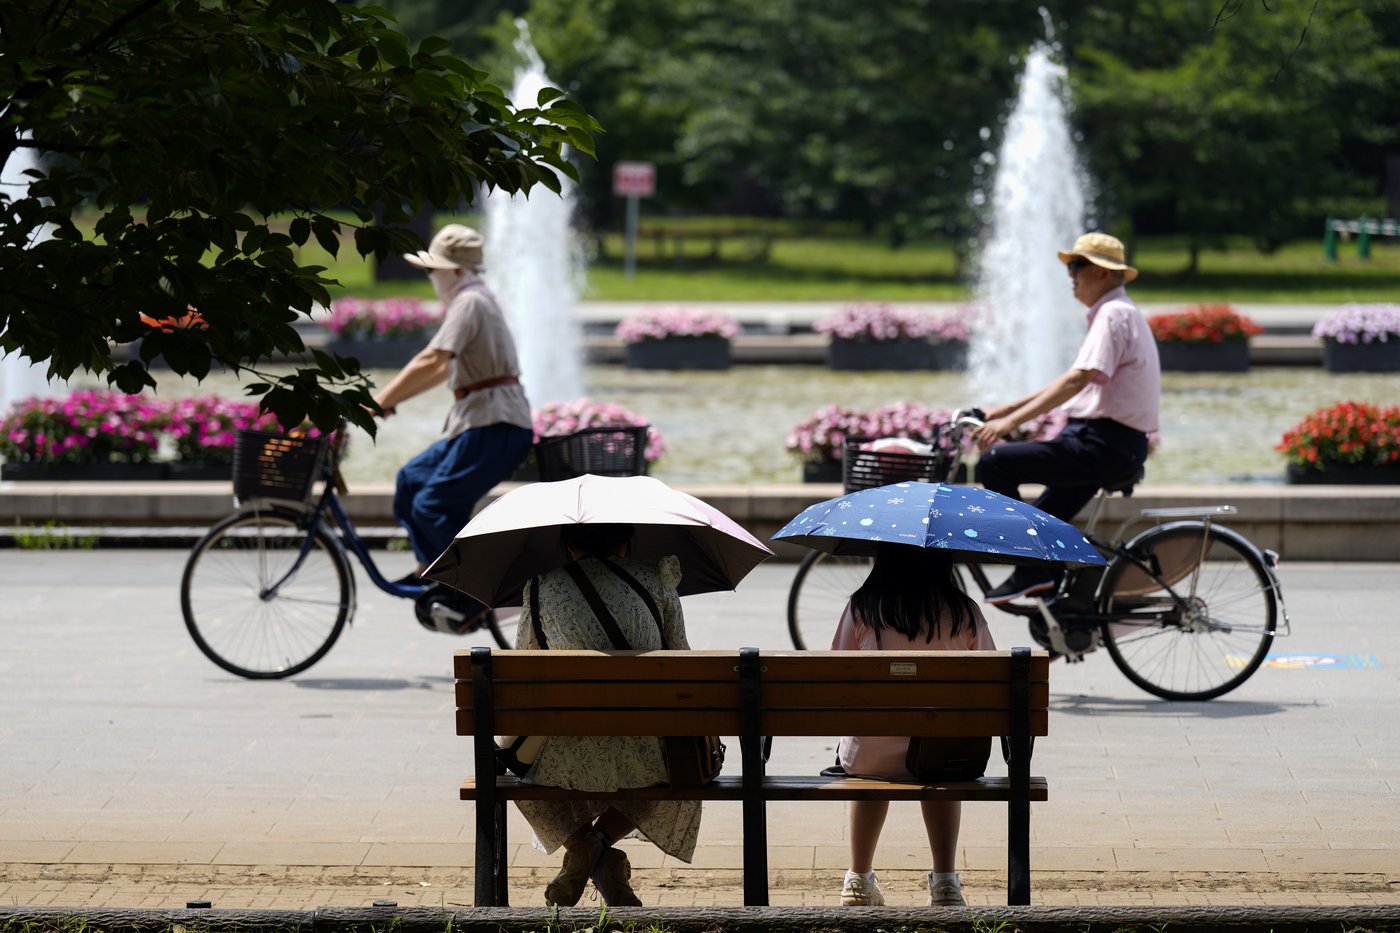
[
  {"left": 181, "top": 427, "right": 514, "bottom": 680},
  {"left": 786, "top": 412, "right": 1290, "bottom": 701}
]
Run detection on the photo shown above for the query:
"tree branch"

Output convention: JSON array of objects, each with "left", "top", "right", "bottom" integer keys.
[
  {"left": 78, "top": 0, "right": 166, "bottom": 56},
  {"left": 1273, "top": 0, "right": 1321, "bottom": 83}
]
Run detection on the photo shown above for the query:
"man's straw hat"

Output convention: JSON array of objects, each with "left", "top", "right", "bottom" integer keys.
[
  {"left": 404, "top": 224, "right": 485, "bottom": 270},
  {"left": 1057, "top": 232, "right": 1137, "bottom": 282}
]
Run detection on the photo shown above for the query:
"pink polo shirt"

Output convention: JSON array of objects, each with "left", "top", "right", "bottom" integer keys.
[{"left": 1061, "top": 286, "right": 1161, "bottom": 434}]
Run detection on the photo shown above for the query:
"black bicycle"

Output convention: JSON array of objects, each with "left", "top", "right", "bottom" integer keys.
[
  {"left": 786, "top": 412, "right": 1290, "bottom": 701},
  {"left": 180, "top": 428, "right": 514, "bottom": 679}
]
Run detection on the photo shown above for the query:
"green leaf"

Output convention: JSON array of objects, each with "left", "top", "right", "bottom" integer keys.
[{"left": 288, "top": 216, "right": 311, "bottom": 246}]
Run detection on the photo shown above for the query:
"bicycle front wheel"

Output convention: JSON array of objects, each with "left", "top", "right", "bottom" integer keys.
[
  {"left": 787, "top": 551, "right": 873, "bottom": 649},
  {"left": 182, "top": 506, "right": 354, "bottom": 679},
  {"left": 1099, "top": 521, "right": 1277, "bottom": 701}
]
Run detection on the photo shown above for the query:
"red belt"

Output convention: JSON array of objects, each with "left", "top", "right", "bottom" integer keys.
[{"left": 453, "top": 375, "right": 520, "bottom": 399}]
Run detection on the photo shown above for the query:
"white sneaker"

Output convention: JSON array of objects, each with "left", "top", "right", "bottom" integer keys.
[
  {"left": 928, "top": 871, "right": 966, "bottom": 906},
  {"left": 840, "top": 871, "right": 886, "bottom": 906}
]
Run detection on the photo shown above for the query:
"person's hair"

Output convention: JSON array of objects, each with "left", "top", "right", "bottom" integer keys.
[
  {"left": 559, "top": 522, "right": 634, "bottom": 558},
  {"left": 849, "top": 544, "right": 977, "bottom": 642}
]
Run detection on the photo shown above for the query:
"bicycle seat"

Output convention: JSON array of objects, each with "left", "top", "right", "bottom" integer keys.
[{"left": 1101, "top": 466, "right": 1145, "bottom": 497}]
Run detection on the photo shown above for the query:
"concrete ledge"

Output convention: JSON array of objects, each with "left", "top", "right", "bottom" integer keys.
[
  {"left": 3, "top": 905, "right": 1398, "bottom": 933},
  {"left": 581, "top": 333, "right": 1324, "bottom": 365},
  {"left": 4, "top": 481, "right": 1399, "bottom": 560}
]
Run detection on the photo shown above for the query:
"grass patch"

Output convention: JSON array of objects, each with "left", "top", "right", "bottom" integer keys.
[
  {"left": 9, "top": 521, "right": 99, "bottom": 550},
  {"left": 71, "top": 210, "right": 1400, "bottom": 304}
]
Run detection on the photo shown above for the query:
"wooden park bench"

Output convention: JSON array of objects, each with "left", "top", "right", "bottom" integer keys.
[{"left": 455, "top": 646, "right": 1049, "bottom": 907}]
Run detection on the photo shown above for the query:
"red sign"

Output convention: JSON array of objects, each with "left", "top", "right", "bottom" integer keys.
[{"left": 613, "top": 161, "right": 656, "bottom": 198}]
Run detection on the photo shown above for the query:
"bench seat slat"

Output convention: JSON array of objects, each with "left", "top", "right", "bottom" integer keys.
[
  {"left": 459, "top": 709, "right": 1049, "bottom": 737},
  {"left": 455, "top": 650, "right": 1049, "bottom": 685},
  {"left": 461, "top": 774, "right": 1048, "bottom": 803},
  {"left": 470, "top": 680, "right": 1047, "bottom": 711}
]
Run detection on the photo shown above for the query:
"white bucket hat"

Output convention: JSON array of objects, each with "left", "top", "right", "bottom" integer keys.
[{"left": 403, "top": 224, "right": 485, "bottom": 270}]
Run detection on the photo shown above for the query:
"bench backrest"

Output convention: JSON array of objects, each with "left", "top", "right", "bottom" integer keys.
[{"left": 454, "top": 649, "right": 1049, "bottom": 739}]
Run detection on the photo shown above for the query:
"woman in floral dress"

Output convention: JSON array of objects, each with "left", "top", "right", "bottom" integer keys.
[{"left": 514, "top": 522, "right": 701, "bottom": 907}]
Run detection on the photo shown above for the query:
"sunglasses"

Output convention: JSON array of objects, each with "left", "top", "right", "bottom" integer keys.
[{"left": 1066, "top": 258, "right": 1092, "bottom": 274}]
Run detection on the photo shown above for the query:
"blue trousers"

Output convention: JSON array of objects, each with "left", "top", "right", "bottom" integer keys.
[
  {"left": 976, "top": 418, "right": 1148, "bottom": 522},
  {"left": 394, "top": 422, "right": 534, "bottom": 565}
]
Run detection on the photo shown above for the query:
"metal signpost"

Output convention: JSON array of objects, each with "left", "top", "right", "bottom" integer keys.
[{"left": 613, "top": 161, "right": 656, "bottom": 281}]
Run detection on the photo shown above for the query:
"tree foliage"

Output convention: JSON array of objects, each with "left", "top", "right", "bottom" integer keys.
[
  {"left": 1066, "top": 0, "right": 1400, "bottom": 263},
  {"left": 0, "top": 0, "right": 599, "bottom": 433},
  {"left": 505, "top": 0, "right": 1397, "bottom": 260}
]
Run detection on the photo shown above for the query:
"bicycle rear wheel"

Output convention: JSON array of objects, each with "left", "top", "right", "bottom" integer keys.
[
  {"left": 1099, "top": 521, "right": 1277, "bottom": 701},
  {"left": 787, "top": 551, "right": 873, "bottom": 649},
  {"left": 486, "top": 609, "right": 518, "bottom": 649},
  {"left": 182, "top": 506, "right": 354, "bottom": 679}
]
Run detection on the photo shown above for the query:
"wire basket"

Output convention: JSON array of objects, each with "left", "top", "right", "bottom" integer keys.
[
  {"left": 232, "top": 430, "right": 329, "bottom": 503},
  {"left": 535, "top": 425, "right": 650, "bottom": 482},
  {"left": 842, "top": 436, "right": 948, "bottom": 492}
]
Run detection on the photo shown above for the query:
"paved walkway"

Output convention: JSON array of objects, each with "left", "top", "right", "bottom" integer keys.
[{"left": 1, "top": 552, "right": 1397, "bottom": 910}]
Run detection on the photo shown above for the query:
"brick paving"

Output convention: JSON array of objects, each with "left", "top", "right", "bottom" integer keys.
[{"left": 2, "top": 552, "right": 1398, "bottom": 910}]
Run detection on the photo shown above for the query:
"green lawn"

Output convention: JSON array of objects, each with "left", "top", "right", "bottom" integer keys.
[
  {"left": 82, "top": 210, "right": 1400, "bottom": 304},
  {"left": 326, "top": 217, "right": 1400, "bottom": 304}
]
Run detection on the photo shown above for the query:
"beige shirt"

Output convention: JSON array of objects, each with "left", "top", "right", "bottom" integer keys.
[{"left": 427, "top": 276, "right": 532, "bottom": 436}]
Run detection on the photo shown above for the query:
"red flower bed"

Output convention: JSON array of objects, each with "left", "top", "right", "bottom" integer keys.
[
  {"left": 1148, "top": 304, "right": 1262, "bottom": 344},
  {"left": 1275, "top": 400, "right": 1400, "bottom": 470}
]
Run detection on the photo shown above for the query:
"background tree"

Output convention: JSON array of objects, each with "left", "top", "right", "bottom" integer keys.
[
  {"left": 1065, "top": 0, "right": 1400, "bottom": 269},
  {"left": 0, "top": 0, "right": 598, "bottom": 433},
  {"left": 518, "top": 0, "right": 1043, "bottom": 248}
]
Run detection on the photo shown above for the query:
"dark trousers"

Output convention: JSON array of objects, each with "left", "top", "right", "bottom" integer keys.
[
  {"left": 975, "top": 418, "right": 1148, "bottom": 522},
  {"left": 394, "top": 422, "right": 534, "bottom": 565}
]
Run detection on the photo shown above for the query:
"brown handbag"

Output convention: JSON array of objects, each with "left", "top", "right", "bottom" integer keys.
[
  {"left": 564, "top": 560, "right": 726, "bottom": 788},
  {"left": 905, "top": 735, "right": 992, "bottom": 783}
]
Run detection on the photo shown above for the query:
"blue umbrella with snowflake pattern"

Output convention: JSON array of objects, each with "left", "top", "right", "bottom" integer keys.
[{"left": 772, "top": 482, "right": 1107, "bottom": 567}]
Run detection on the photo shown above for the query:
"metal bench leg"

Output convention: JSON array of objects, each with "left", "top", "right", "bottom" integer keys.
[
  {"left": 1007, "top": 646, "right": 1031, "bottom": 906},
  {"left": 494, "top": 798, "right": 510, "bottom": 906},
  {"left": 742, "top": 798, "right": 768, "bottom": 906}
]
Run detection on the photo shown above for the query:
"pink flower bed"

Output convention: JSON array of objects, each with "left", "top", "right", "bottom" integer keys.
[
  {"left": 813, "top": 303, "right": 973, "bottom": 342},
  {"left": 532, "top": 398, "right": 668, "bottom": 463},
  {"left": 614, "top": 306, "right": 742, "bottom": 343}
]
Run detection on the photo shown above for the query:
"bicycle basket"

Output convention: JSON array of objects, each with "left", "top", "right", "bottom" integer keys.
[
  {"left": 231, "top": 430, "right": 329, "bottom": 503},
  {"left": 535, "top": 425, "right": 649, "bottom": 481},
  {"left": 842, "top": 436, "right": 948, "bottom": 492}
]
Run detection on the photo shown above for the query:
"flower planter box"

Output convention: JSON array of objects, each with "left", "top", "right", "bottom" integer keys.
[
  {"left": 801, "top": 460, "right": 844, "bottom": 483},
  {"left": 324, "top": 336, "right": 426, "bottom": 369},
  {"left": 1286, "top": 462, "right": 1400, "bottom": 485},
  {"left": 827, "top": 338, "right": 967, "bottom": 371},
  {"left": 1155, "top": 339, "right": 1250, "bottom": 373},
  {"left": 624, "top": 336, "right": 732, "bottom": 370},
  {"left": 0, "top": 461, "right": 169, "bottom": 482},
  {"left": 1321, "top": 340, "right": 1400, "bottom": 373}
]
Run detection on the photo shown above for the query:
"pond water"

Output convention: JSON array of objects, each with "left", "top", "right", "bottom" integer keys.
[{"left": 158, "top": 365, "right": 1393, "bottom": 488}]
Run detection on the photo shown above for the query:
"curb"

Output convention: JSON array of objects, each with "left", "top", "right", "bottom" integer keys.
[{"left": 4, "top": 905, "right": 1399, "bottom": 933}]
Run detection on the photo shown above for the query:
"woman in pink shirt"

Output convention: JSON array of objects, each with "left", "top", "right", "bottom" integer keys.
[{"left": 831, "top": 544, "right": 996, "bottom": 908}]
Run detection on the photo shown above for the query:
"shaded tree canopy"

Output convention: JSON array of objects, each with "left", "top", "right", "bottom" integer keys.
[
  {"left": 0, "top": 0, "right": 599, "bottom": 433},
  {"left": 405, "top": 0, "right": 1399, "bottom": 258}
]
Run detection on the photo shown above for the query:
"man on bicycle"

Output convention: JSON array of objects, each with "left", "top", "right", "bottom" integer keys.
[
  {"left": 972, "top": 232, "right": 1160, "bottom": 605},
  {"left": 372, "top": 224, "right": 535, "bottom": 631}
]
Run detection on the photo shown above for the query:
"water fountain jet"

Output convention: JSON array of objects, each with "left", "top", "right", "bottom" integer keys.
[
  {"left": 483, "top": 21, "right": 585, "bottom": 407},
  {"left": 967, "top": 23, "right": 1089, "bottom": 404},
  {"left": 0, "top": 140, "right": 65, "bottom": 412}
]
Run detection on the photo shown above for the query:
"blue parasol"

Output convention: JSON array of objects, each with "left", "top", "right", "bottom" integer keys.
[{"left": 772, "top": 481, "right": 1107, "bottom": 567}]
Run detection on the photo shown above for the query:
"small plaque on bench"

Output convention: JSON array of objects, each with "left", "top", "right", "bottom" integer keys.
[{"left": 889, "top": 661, "right": 918, "bottom": 676}]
